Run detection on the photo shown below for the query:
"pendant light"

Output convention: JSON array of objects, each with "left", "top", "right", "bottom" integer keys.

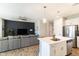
[{"left": 43, "top": 6, "right": 47, "bottom": 23}]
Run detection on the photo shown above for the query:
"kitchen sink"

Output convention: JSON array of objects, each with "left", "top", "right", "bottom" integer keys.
[{"left": 51, "top": 38, "right": 60, "bottom": 41}]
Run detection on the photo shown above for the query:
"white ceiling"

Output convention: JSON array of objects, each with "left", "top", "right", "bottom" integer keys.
[{"left": 0, "top": 3, "right": 79, "bottom": 20}]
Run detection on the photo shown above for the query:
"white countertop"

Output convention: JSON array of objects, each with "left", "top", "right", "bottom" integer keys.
[
  {"left": 38, "top": 36, "right": 72, "bottom": 44},
  {"left": 77, "top": 36, "right": 79, "bottom": 37}
]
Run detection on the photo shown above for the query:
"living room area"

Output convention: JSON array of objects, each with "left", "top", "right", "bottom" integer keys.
[
  {"left": 1, "top": 3, "right": 79, "bottom": 56},
  {"left": 0, "top": 3, "right": 54, "bottom": 56}
]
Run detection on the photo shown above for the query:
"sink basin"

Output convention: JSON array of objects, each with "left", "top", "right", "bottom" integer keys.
[{"left": 51, "top": 38, "right": 60, "bottom": 41}]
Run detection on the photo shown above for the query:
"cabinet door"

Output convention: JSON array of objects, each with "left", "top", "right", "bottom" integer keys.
[
  {"left": 50, "top": 45, "right": 55, "bottom": 56},
  {"left": 14, "top": 39, "right": 20, "bottom": 49},
  {"left": 24, "top": 37, "right": 30, "bottom": 47},
  {"left": 21, "top": 38, "right": 26, "bottom": 48},
  {"left": 8, "top": 40, "right": 14, "bottom": 50},
  {"left": 29, "top": 37, "right": 34, "bottom": 45},
  {"left": 54, "top": 41, "right": 67, "bottom": 56},
  {"left": 33, "top": 37, "right": 39, "bottom": 44},
  {"left": 2, "top": 40, "right": 8, "bottom": 51},
  {"left": 8, "top": 36, "right": 14, "bottom": 50},
  {"left": 29, "top": 36, "right": 39, "bottom": 45},
  {"left": 77, "top": 37, "right": 79, "bottom": 48},
  {"left": 54, "top": 45, "right": 62, "bottom": 56},
  {"left": 0, "top": 41, "right": 2, "bottom": 52}
]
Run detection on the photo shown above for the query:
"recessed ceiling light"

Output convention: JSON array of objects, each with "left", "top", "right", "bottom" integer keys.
[
  {"left": 44, "top": 6, "right": 47, "bottom": 8},
  {"left": 57, "top": 10, "right": 60, "bottom": 13}
]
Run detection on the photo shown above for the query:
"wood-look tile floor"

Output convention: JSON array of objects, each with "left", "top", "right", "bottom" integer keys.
[
  {"left": 71, "top": 48, "right": 79, "bottom": 56},
  {"left": 0, "top": 45, "right": 79, "bottom": 56}
]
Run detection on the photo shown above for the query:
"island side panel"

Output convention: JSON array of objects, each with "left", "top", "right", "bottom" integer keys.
[{"left": 39, "top": 40, "right": 50, "bottom": 56}]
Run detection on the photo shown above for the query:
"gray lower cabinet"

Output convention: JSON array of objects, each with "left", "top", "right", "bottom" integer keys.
[
  {"left": 30, "top": 37, "right": 35, "bottom": 45},
  {"left": 1, "top": 40, "right": 8, "bottom": 52},
  {"left": 21, "top": 38, "right": 25, "bottom": 48},
  {"left": 8, "top": 36, "right": 14, "bottom": 50},
  {"left": 21, "top": 37, "right": 30, "bottom": 47},
  {"left": 29, "top": 36, "right": 39, "bottom": 45},
  {"left": 0, "top": 41, "right": 2, "bottom": 52},
  {"left": 0, "top": 35, "right": 39, "bottom": 52},
  {"left": 14, "top": 39, "right": 20, "bottom": 49},
  {"left": 13, "top": 36, "right": 20, "bottom": 49},
  {"left": 33, "top": 38, "right": 39, "bottom": 44},
  {"left": 8, "top": 36, "right": 21, "bottom": 50},
  {"left": 8, "top": 39, "right": 14, "bottom": 50},
  {"left": 25, "top": 37, "right": 30, "bottom": 47},
  {"left": 20, "top": 36, "right": 39, "bottom": 48}
]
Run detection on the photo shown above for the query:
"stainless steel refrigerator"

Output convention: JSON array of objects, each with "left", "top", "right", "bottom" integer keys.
[{"left": 63, "top": 25, "right": 78, "bottom": 48}]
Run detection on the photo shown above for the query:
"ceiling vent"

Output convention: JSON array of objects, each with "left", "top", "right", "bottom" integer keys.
[
  {"left": 18, "top": 16, "right": 28, "bottom": 20},
  {"left": 72, "top": 3, "right": 79, "bottom": 6}
]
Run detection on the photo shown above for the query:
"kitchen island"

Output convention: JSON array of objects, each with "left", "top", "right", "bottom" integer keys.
[{"left": 38, "top": 36, "right": 72, "bottom": 56}]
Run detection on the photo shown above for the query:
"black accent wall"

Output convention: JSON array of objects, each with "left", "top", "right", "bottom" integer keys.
[{"left": 4, "top": 20, "right": 35, "bottom": 37}]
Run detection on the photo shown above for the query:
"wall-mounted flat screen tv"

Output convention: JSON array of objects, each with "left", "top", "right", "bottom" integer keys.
[{"left": 17, "top": 29, "right": 28, "bottom": 35}]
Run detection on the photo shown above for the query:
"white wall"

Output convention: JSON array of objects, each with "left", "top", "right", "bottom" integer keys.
[
  {"left": 0, "top": 3, "right": 42, "bottom": 21},
  {"left": 53, "top": 18, "right": 64, "bottom": 36},
  {"left": 0, "top": 3, "right": 53, "bottom": 37},
  {"left": 64, "top": 17, "right": 79, "bottom": 31},
  {"left": 65, "top": 17, "right": 79, "bottom": 27},
  {"left": 53, "top": 16, "right": 79, "bottom": 37},
  {"left": 46, "top": 21, "right": 53, "bottom": 36},
  {"left": 37, "top": 20, "right": 53, "bottom": 37}
]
